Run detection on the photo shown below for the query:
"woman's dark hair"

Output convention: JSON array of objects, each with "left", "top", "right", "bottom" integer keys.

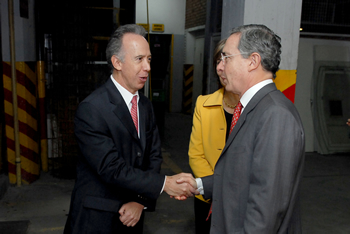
[{"left": 213, "top": 39, "right": 226, "bottom": 88}]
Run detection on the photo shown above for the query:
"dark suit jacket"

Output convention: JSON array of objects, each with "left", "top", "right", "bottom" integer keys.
[
  {"left": 64, "top": 78, "right": 164, "bottom": 233},
  {"left": 202, "top": 83, "right": 305, "bottom": 234}
]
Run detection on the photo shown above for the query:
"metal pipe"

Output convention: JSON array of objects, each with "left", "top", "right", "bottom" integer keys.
[
  {"left": 35, "top": 0, "right": 48, "bottom": 172},
  {"left": 8, "top": 0, "right": 21, "bottom": 186}
]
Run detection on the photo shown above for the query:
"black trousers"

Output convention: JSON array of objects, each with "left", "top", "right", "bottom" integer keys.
[{"left": 194, "top": 198, "right": 211, "bottom": 234}]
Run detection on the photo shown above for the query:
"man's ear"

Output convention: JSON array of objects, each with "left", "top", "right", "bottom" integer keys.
[
  {"left": 111, "top": 55, "right": 122, "bottom": 71},
  {"left": 248, "top": 52, "right": 261, "bottom": 72}
]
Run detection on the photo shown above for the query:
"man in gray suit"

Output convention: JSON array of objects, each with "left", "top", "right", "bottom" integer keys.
[{"left": 179, "top": 24, "right": 305, "bottom": 233}]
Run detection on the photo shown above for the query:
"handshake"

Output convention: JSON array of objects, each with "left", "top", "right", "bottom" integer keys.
[{"left": 163, "top": 173, "right": 199, "bottom": 200}]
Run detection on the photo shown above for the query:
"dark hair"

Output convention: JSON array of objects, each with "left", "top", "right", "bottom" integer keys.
[
  {"left": 213, "top": 39, "right": 226, "bottom": 69},
  {"left": 213, "top": 39, "right": 226, "bottom": 88},
  {"left": 106, "top": 24, "right": 147, "bottom": 71},
  {"left": 230, "top": 24, "right": 281, "bottom": 78}
]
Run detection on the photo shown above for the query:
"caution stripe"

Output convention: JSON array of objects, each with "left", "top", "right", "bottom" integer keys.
[
  {"left": 4, "top": 100, "right": 37, "bottom": 131},
  {"left": 274, "top": 69, "right": 297, "bottom": 103},
  {"left": 3, "top": 62, "right": 37, "bottom": 98},
  {"left": 2, "top": 61, "right": 39, "bottom": 184},
  {"left": 4, "top": 89, "right": 38, "bottom": 119},
  {"left": 3, "top": 79, "right": 37, "bottom": 108},
  {"left": 5, "top": 114, "right": 38, "bottom": 142},
  {"left": 7, "top": 162, "right": 37, "bottom": 185},
  {"left": 6, "top": 144, "right": 39, "bottom": 173},
  {"left": 5, "top": 124, "right": 39, "bottom": 153},
  {"left": 183, "top": 64, "right": 194, "bottom": 114}
]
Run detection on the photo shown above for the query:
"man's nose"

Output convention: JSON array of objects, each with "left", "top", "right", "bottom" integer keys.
[
  {"left": 143, "top": 60, "right": 151, "bottom": 71},
  {"left": 217, "top": 60, "right": 224, "bottom": 71}
]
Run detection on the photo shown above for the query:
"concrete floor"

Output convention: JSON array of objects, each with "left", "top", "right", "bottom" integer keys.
[{"left": 0, "top": 112, "right": 350, "bottom": 233}]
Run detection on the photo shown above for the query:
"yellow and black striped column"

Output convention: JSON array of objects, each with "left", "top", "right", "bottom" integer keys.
[
  {"left": 2, "top": 61, "right": 39, "bottom": 184},
  {"left": 183, "top": 64, "right": 194, "bottom": 114}
]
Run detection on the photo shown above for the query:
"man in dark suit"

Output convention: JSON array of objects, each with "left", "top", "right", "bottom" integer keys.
[
  {"left": 64, "top": 24, "right": 197, "bottom": 234},
  {"left": 179, "top": 24, "right": 305, "bottom": 233}
]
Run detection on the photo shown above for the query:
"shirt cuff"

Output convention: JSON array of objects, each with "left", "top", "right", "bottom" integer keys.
[
  {"left": 160, "top": 176, "right": 166, "bottom": 194},
  {"left": 195, "top": 178, "right": 204, "bottom": 195}
]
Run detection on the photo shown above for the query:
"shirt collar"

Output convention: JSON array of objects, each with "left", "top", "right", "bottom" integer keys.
[
  {"left": 110, "top": 75, "right": 139, "bottom": 105},
  {"left": 240, "top": 79, "right": 273, "bottom": 113}
]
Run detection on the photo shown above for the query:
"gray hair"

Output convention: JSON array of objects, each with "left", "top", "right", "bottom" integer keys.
[
  {"left": 230, "top": 24, "right": 281, "bottom": 78},
  {"left": 106, "top": 24, "right": 147, "bottom": 70}
]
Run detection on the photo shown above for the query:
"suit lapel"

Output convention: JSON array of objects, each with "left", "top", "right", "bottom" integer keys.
[
  {"left": 105, "top": 79, "right": 139, "bottom": 141},
  {"left": 138, "top": 96, "right": 147, "bottom": 151},
  {"left": 221, "top": 83, "right": 277, "bottom": 155}
]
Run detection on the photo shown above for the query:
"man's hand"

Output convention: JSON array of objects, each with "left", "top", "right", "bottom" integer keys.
[
  {"left": 174, "top": 174, "right": 200, "bottom": 200},
  {"left": 119, "top": 202, "right": 144, "bottom": 227},
  {"left": 347, "top": 118, "right": 350, "bottom": 127},
  {"left": 163, "top": 173, "right": 199, "bottom": 200}
]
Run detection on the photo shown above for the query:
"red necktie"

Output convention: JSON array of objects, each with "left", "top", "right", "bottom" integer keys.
[
  {"left": 229, "top": 101, "right": 243, "bottom": 134},
  {"left": 131, "top": 95, "right": 138, "bottom": 133},
  {"left": 206, "top": 101, "right": 243, "bottom": 221}
]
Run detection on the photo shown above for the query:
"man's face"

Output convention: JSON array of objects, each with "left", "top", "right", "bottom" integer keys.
[
  {"left": 219, "top": 33, "right": 249, "bottom": 96},
  {"left": 216, "top": 59, "right": 228, "bottom": 87},
  {"left": 116, "top": 33, "right": 151, "bottom": 94}
]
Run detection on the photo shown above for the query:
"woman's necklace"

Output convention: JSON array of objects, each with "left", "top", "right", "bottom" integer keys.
[{"left": 223, "top": 98, "right": 237, "bottom": 109}]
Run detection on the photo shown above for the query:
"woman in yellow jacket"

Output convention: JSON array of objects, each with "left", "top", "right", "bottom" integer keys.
[{"left": 188, "top": 39, "right": 240, "bottom": 233}]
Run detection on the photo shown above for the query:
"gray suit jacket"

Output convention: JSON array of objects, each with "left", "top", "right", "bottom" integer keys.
[{"left": 202, "top": 83, "right": 305, "bottom": 234}]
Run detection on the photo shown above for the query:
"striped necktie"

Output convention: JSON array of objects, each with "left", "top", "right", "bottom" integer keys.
[
  {"left": 229, "top": 101, "right": 243, "bottom": 134},
  {"left": 131, "top": 95, "right": 138, "bottom": 133}
]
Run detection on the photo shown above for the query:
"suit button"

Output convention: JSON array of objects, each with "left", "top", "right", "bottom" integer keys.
[{"left": 137, "top": 152, "right": 142, "bottom": 157}]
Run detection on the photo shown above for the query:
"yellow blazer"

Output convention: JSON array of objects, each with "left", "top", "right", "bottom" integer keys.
[{"left": 189, "top": 87, "right": 227, "bottom": 202}]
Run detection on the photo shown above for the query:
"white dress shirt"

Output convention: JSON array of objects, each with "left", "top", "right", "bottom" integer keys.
[
  {"left": 110, "top": 76, "right": 140, "bottom": 137},
  {"left": 110, "top": 75, "right": 166, "bottom": 195}
]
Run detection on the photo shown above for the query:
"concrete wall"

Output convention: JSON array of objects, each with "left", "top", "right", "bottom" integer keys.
[
  {"left": 295, "top": 36, "right": 350, "bottom": 152},
  {"left": 136, "top": 0, "right": 186, "bottom": 35},
  {"left": 136, "top": 0, "right": 186, "bottom": 112},
  {"left": 1, "top": 0, "right": 36, "bottom": 62},
  {"left": 243, "top": 0, "right": 302, "bottom": 71},
  {"left": 222, "top": 0, "right": 302, "bottom": 69}
]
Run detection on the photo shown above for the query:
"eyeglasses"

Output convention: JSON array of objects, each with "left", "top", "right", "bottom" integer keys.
[{"left": 220, "top": 52, "right": 247, "bottom": 65}]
